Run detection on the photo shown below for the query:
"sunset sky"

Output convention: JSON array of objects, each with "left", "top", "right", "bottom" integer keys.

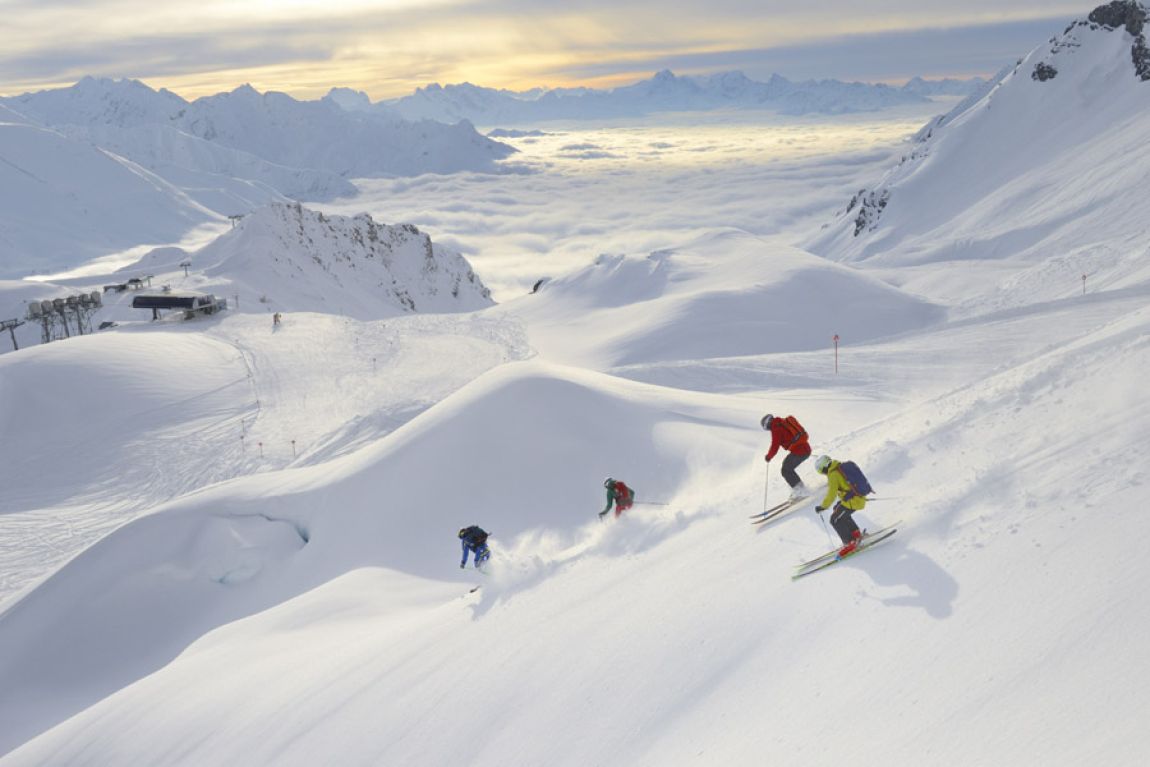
[{"left": 1, "top": 0, "right": 1085, "bottom": 99}]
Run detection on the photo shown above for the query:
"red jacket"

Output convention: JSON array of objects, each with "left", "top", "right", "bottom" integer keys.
[{"left": 765, "top": 417, "right": 810, "bottom": 460}]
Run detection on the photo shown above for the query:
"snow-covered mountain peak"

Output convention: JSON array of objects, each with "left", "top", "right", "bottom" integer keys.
[
  {"left": 806, "top": 2, "right": 1150, "bottom": 319},
  {"left": 6, "top": 76, "right": 186, "bottom": 128},
  {"left": 197, "top": 202, "right": 493, "bottom": 318},
  {"left": 324, "top": 87, "right": 375, "bottom": 112},
  {"left": 1029, "top": 0, "right": 1150, "bottom": 82}
]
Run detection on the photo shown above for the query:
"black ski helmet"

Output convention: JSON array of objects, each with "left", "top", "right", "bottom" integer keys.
[
  {"left": 458, "top": 527, "right": 468, "bottom": 539},
  {"left": 760, "top": 414, "right": 774, "bottom": 431},
  {"left": 604, "top": 477, "right": 615, "bottom": 488}
]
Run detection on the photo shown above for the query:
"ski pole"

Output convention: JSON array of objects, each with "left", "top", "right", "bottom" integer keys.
[
  {"left": 818, "top": 509, "right": 835, "bottom": 546},
  {"left": 634, "top": 501, "right": 668, "bottom": 507},
  {"left": 763, "top": 462, "right": 770, "bottom": 513}
]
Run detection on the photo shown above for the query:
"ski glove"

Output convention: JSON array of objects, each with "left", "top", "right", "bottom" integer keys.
[
  {"left": 814, "top": 506, "right": 826, "bottom": 514},
  {"left": 764, "top": 455, "right": 771, "bottom": 463}
]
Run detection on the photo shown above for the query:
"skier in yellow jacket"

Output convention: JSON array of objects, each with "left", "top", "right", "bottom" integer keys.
[{"left": 814, "top": 455, "right": 867, "bottom": 556}]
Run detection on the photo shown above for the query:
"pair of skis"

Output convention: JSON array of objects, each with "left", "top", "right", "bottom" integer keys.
[
  {"left": 751, "top": 497, "right": 900, "bottom": 579},
  {"left": 790, "top": 522, "right": 900, "bottom": 580},
  {"left": 749, "top": 495, "right": 810, "bottom": 525}
]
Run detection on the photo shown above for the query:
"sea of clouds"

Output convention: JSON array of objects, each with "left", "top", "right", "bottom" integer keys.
[{"left": 319, "top": 103, "right": 949, "bottom": 300}]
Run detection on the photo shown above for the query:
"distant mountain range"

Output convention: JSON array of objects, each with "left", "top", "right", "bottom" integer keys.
[
  {"left": 328, "top": 69, "right": 987, "bottom": 125},
  {"left": 0, "top": 78, "right": 516, "bottom": 278},
  {"left": 2, "top": 77, "right": 514, "bottom": 192}
]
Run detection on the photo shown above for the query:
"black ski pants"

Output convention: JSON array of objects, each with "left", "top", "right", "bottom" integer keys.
[
  {"left": 781, "top": 452, "right": 809, "bottom": 489},
  {"left": 830, "top": 504, "right": 861, "bottom": 544}
]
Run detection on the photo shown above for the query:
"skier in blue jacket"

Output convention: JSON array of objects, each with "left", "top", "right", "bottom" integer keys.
[{"left": 458, "top": 526, "right": 491, "bottom": 569}]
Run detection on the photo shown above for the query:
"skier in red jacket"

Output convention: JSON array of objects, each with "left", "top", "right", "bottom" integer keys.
[
  {"left": 761, "top": 414, "right": 811, "bottom": 500},
  {"left": 599, "top": 477, "right": 635, "bottom": 519}
]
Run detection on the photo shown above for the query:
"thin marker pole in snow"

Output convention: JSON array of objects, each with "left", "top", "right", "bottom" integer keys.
[
  {"left": 833, "top": 334, "right": 840, "bottom": 374},
  {"left": 258, "top": 441, "right": 264, "bottom": 458},
  {"left": 1082, "top": 273, "right": 1087, "bottom": 295},
  {"left": 240, "top": 434, "right": 245, "bottom": 452},
  {"left": 291, "top": 440, "right": 297, "bottom": 458}
]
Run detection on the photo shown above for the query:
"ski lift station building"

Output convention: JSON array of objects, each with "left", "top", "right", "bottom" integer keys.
[{"left": 131, "top": 292, "right": 228, "bottom": 321}]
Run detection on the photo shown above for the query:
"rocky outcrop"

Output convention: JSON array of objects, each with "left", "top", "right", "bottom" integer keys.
[
  {"left": 1088, "top": 1, "right": 1147, "bottom": 34},
  {"left": 846, "top": 189, "right": 890, "bottom": 237},
  {"left": 1087, "top": 1, "right": 1150, "bottom": 80},
  {"left": 1032, "top": 62, "right": 1059, "bottom": 81}
]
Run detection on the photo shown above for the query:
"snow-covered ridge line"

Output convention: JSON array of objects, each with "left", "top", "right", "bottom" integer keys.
[
  {"left": 1, "top": 77, "right": 515, "bottom": 183},
  {"left": 807, "top": 0, "right": 1150, "bottom": 318},
  {"left": 344, "top": 69, "right": 987, "bottom": 124}
]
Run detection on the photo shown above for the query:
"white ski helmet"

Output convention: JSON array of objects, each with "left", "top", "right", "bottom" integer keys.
[
  {"left": 815, "top": 455, "right": 832, "bottom": 474},
  {"left": 760, "top": 414, "right": 774, "bottom": 430}
]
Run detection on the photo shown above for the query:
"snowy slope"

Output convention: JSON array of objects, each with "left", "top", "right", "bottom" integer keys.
[
  {"left": 0, "top": 120, "right": 218, "bottom": 278},
  {"left": 66, "top": 123, "right": 358, "bottom": 208},
  {"left": 2, "top": 6, "right": 1149, "bottom": 766},
  {"left": 1, "top": 281, "right": 1146, "bottom": 764},
  {"left": 808, "top": 1, "right": 1150, "bottom": 316},
  {"left": 501, "top": 229, "right": 944, "bottom": 368}
]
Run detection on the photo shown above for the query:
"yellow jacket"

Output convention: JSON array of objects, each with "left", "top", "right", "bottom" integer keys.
[{"left": 820, "top": 460, "right": 867, "bottom": 511}]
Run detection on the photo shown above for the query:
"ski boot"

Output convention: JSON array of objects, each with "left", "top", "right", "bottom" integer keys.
[{"left": 837, "top": 530, "right": 862, "bottom": 557}]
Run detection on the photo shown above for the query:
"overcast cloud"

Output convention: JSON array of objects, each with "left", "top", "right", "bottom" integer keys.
[{"left": 0, "top": 1, "right": 1087, "bottom": 98}]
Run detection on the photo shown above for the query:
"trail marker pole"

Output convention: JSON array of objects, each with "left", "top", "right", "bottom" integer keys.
[
  {"left": 258, "top": 441, "right": 264, "bottom": 458},
  {"left": 291, "top": 440, "right": 297, "bottom": 457},
  {"left": 1082, "top": 273, "right": 1086, "bottom": 295},
  {"left": 240, "top": 434, "right": 245, "bottom": 451},
  {"left": 833, "top": 334, "right": 840, "bottom": 374}
]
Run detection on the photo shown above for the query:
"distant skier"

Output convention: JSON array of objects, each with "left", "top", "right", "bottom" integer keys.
[
  {"left": 599, "top": 477, "right": 635, "bottom": 519},
  {"left": 761, "top": 414, "right": 811, "bottom": 499},
  {"left": 458, "top": 526, "right": 491, "bottom": 569},
  {"left": 813, "top": 455, "right": 871, "bottom": 556},
  {"left": 272, "top": 312, "right": 282, "bottom": 328}
]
